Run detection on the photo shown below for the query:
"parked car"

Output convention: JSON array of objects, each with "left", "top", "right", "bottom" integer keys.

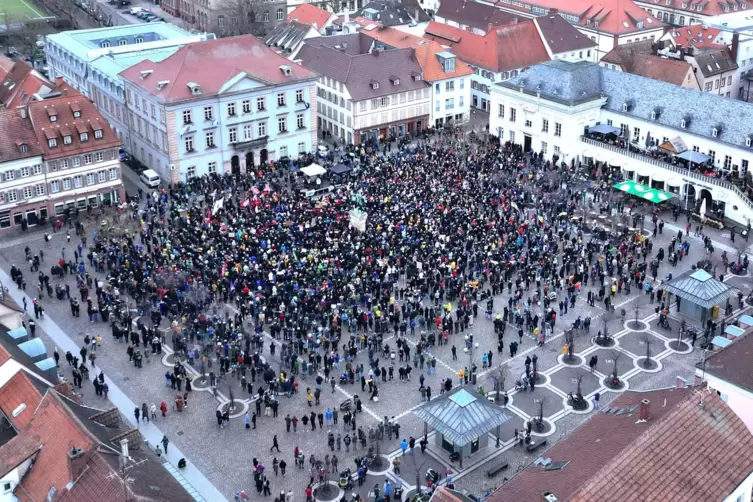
[
  {"left": 128, "top": 6, "right": 145, "bottom": 14},
  {"left": 139, "top": 169, "right": 161, "bottom": 188}
]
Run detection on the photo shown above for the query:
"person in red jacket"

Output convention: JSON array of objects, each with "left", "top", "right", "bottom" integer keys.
[{"left": 305, "top": 485, "right": 313, "bottom": 502}]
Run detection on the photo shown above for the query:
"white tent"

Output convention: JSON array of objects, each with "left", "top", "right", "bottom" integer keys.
[{"left": 300, "top": 164, "right": 327, "bottom": 177}]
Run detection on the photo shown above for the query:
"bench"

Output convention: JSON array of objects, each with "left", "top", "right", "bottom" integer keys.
[
  {"left": 486, "top": 462, "right": 509, "bottom": 477},
  {"left": 526, "top": 440, "right": 547, "bottom": 453}
]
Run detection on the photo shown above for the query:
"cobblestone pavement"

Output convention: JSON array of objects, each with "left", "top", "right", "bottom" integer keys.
[{"left": 0, "top": 205, "right": 750, "bottom": 500}]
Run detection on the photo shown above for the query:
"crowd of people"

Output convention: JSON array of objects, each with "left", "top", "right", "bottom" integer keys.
[{"left": 20, "top": 134, "right": 701, "bottom": 501}]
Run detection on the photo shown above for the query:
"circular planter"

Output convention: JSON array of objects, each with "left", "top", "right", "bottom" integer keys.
[
  {"left": 519, "top": 371, "right": 550, "bottom": 386},
  {"left": 366, "top": 455, "right": 390, "bottom": 474},
  {"left": 530, "top": 418, "right": 555, "bottom": 437},
  {"left": 558, "top": 353, "right": 584, "bottom": 367},
  {"left": 603, "top": 375, "right": 626, "bottom": 391},
  {"left": 191, "top": 375, "right": 212, "bottom": 390},
  {"left": 563, "top": 396, "right": 594, "bottom": 415},
  {"left": 217, "top": 399, "right": 249, "bottom": 419},
  {"left": 666, "top": 340, "right": 693, "bottom": 354},
  {"left": 625, "top": 320, "right": 649, "bottom": 331},
  {"left": 634, "top": 357, "right": 662, "bottom": 373},
  {"left": 592, "top": 336, "right": 616, "bottom": 348},
  {"left": 729, "top": 267, "right": 748, "bottom": 277},
  {"left": 313, "top": 482, "right": 343, "bottom": 502}
]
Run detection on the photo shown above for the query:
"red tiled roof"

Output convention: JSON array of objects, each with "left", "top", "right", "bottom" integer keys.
[
  {"left": 668, "top": 24, "right": 725, "bottom": 49},
  {"left": 362, "top": 26, "right": 475, "bottom": 81},
  {"left": 120, "top": 35, "right": 316, "bottom": 104},
  {"left": 0, "top": 61, "right": 55, "bottom": 109},
  {"left": 602, "top": 42, "right": 696, "bottom": 86},
  {"left": 425, "top": 20, "right": 551, "bottom": 72},
  {"left": 491, "top": 388, "right": 753, "bottom": 502},
  {"left": 28, "top": 83, "right": 120, "bottom": 160},
  {"left": 665, "top": 0, "right": 753, "bottom": 16},
  {"left": 0, "top": 343, "right": 12, "bottom": 366},
  {"left": 0, "top": 435, "right": 40, "bottom": 479},
  {"left": 0, "top": 372, "right": 43, "bottom": 430},
  {"left": 288, "top": 3, "right": 334, "bottom": 30},
  {"left": 0, "top": 55, "right": 15, "bottom": 81},
  {"left": 491, "top": 0, "right": 664, "bottom": 35}
]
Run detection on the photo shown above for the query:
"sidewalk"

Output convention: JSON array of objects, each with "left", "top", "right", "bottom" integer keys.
[{"left": 0, "top": 267, "right": 228, "bottom": 502}]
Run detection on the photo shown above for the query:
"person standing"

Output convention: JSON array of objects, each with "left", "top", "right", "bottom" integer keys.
[
  {"left": 134, "top": 407, "right": 140, "bottom": 424},
  {"left": 593, "top": 392, "right": 600, "bottom": 411},
  {"left": 270, "top": 435, "right": 281, "bottom": 452},
  {"left": 161, "top": 435, "right": 169, "bottom": 454}
]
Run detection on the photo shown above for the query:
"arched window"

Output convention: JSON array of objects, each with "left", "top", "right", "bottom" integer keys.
[
  {"left": 101, "top": 41, "right": 111, "bottom": 48},
  {"left": 263, "top": 10, "right": 270, "bottom": 22},
  {"left": 277, "top": 8, "right": 284, "bottom": 20},
  {"left": 218, "top": 14, "right": 225, "bottom": 27}
]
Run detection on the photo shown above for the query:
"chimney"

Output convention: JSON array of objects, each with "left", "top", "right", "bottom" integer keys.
[
  {"left": 19, "top": 107, "right": 27, "bottom": 119},
  {"left": 731, "top": 32, "right": 740, "bottom": 63},
  {"left": 120, "top": 439, "right": 129, "bottom": 458},
  {"left": 676, "top": 376, "right": 687, "bottom": 389},
  {"left": 67, "top": 447, "right": 88, "bottom": 483},
  {"left": 639, "top": 399, "right": 651, "bottom": 421}
]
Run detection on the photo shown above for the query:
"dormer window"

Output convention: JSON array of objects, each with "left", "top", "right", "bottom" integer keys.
[
  {"left": 651, "top": 110, "right": 657, "bottom": 120},
  {"left": 712, "top": 127, "right": 719, "bottom": 137},
  {"left": 746, "top": 136, "right": 752, "bottom": 147},
  {"left": 390, "top": 76, "right": 400, "bottom": 86},
  {"left": 94, "top": 129, "right": 103, "bottom": 139},
  {"left": 80, "top": 132, "right": 89, "bottom": 142},
  {"left": 50, "top": 114, "right": 56, "bottom": 123},
  {"left": 48, "top": 138, "right": 57, "bottom": 148},
  {"left": 681, "top": 119, "right": 687, "bottom": 128},
  {"left": 73, "top": 111, "right": 81, "bottom": 119},
  {"left": 18, "top": 143, "right": 27, "bottom": 153},
  {"left": 622, "top": 102, "right": 629, "bottom": 112},
  {"left": 64, "top": 135, "right": 72, "bottom": 145},
  {"left": 371, "top": 80, "right": 379, "bottom": 89}
]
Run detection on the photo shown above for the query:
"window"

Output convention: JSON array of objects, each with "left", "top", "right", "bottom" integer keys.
[
  {"left": 298, "top": 142, "right": 306, "bottom": 154},
  {"left": 445, "top": 81, "right": 455, "bottom": 91},
  {"left": 20, "top": 167, "right": 29, "bottom": 177},
  {"left": 7, "top": 191, "right": 17, "bottom": 202},
  {"left": 280, "top": 145, "right": 288, "bottom": 157},
  {"left": 228, "top": 102, "right": 236, "bottom": 116},
  {"left": 98, "top": 171, "right": 106, "bottom": 182},
  {"left": 243, "top": 100, "right": 251, "bottom": 113},
  {"left": 436, "top": 101, "right": 440, "bottom": 112},
  {"left": 244, "top": 124, "right": 253, "bottom": 140},
  {"left": 509, "top": 108, "right": 516, "bottom": 122},
  {"left": 445, "top": 98, "right": 455, "bottom": 109},
  {"left": 435, "top": 83, "right": 440, "bottom": 94},
  {"left": 218, "top": 15, "right": 225, "bottom": 27},
  {"left": 297, "top": 113, "right": 305, "bottom": 129},
  {"left": 263, "top": 10, "right": 269, "bottom": 22},
  {"left": 704, "top": 82, "right": 713, "bottom": 91},
  {"left": 65, "top": 134, "right": 73, "bottom": 144},
  {"left": 23, "top": 187, "right": 33, "bottom": 199},
  {"left": 208, "top": 161, "right": 217, "bottom": 174},
  {"left": 277, "top": 8, "right": 284, "bottom": 20},
  {"left": 541, "top": 141, "right": 547, "bottom": 155},
  {"left": 118, "top": 39, "right": 127, "bottom": 46},
  {"left": 206, "top": 131, "right": 215, "bottom": 147},
  {"left": 86, "top": 173, "right": 95, "bottom": 185},
  {"left": 459, "top": 96, "right": 464, "bottom": 108},
  {"left": 257, "top": 97, "right": 266, "bottom": 111},
  {"left": 187, "top": 166, "right": 196, "bottom": 179},
  {"left": 258, "top": 122, "right": 267, "bottom": 137},
  {"left": 296, "top": 89, "right": 304, "bottom": 103},
  {"left": 101, "top": 41, "right": 111, "bottom": 48},
  {"left": 498, "top": 104, "right": 505, "bottom": 117},
  {"left": 62, "top": 178, "right": 71, "bottom": 190},
  {"left": 509, "top": 130, "right": 515, "bottom": 142},
  {"left": 709, "top": 150, "right": 716, "bottom": 164},
  {"left": 83, "top": 154, "right": 92, "bottom": 165},
  {"left": 542, "top": 119, "right": 549, "bottom": 133},
  {"left": 94, "top": 129, "right": 103, "bottom": 139},
  {"left": 204, "top": 106, "right": 214, "bottom": 121},
  {"left": 724, "top": 155, "right": 732, "bottom": 170},
  {"left": 50, "top": 180, "right": 60, "bottom": 193},
  {"left": 72, "top": 157, "right": 81, "bottom": 168},
  {"left": 95, "top": 152, "right": 104, "bottom": 163},
  {"left": 73, "top": 175, "right": 83, "bottom": 188},
  {"left": 460, "top": 79, "right": 465, "bottom": 89},
  {"left": 185, "top": 136, "right": 194, "bottom": 152},
  {"left": 109, "top": 168, "right": 117, "bottom": 180},
  {"left": 183, "top": 110, "right": 192, "bottom": 124},
  {"left": 712, "top": 127, "right": 719, "bottom": 138},
  {"left": 633, "top": 127, "right": 640, "bottom": 141},
  {"left": 554, "top": 122, "right": 561, "bottom": 137},
  {"left": 47, "top": 138, "right": 56, "bottom": 148},
  {"left": 229, "top": 127, "right": 238, "bottom": 143},
  {"left": 136, "top": 36, "right": 144, "bottom": 44},
  {"left": 32, "top": 165, "right": 42, "bottom": 175},
  {"left": 278, "top": 116, "right": 287, "bottom": 133},
  {"left": 277, "top": 93, "right": 286, "bottom": 107}
]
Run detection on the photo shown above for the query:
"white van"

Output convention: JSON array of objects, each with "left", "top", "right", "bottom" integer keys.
[{"left": 139, "top": 169, "right": 161, "bottom": 188}]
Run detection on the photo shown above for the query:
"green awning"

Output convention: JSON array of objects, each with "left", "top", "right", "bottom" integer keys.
[{"left": 613, "top": 180, "right": 673, "bottom": 203}]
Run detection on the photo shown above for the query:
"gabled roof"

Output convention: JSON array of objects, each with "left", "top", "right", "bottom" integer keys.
[
  {"left": 490, "top": 0, "right": 664, "bottom": 35},
  {"left": 120, "top": 35, "right": 316, "bottom": 104},
  {"left": 491, "top": 388, "right": 753, "bottom": 502},
  {"left": 263, "top": 20, "right": 316, "bottom": 56},
  {"left": 288, "top": 3, "right": 335, "bottom": 31},
  {"left": 0, "top": 108, "right": 43, "bottom": 163},
  {"left": 28, "top": 83, "right": 121, "bottom": 160},
  {"left": 690, "top": 47, "right": 739, "bottom": 77},
  {"left": 666, "top": 24, "right": 724, "bottom": 49},
  {"left": 701, "top": 329, "right": 753, "bottom": 393},
  {"left": 355, "top": 0, "right": 431, "bottom": 26},
  {"left": 361, "top": 26, "right": 475, "bottom": 81},
  {"left": 298, "top": 34, "right": 428, "bottom": 101},
  {"left": 425, "top": 20, "right": 551, "bottom": 72},
  {"left": 602, "top": 42, "right": 696, "bottom": 86},
  {"left": 0, "top": 61, "right": 55, "bottom": 109},
  {"left": 663, "top": 0, "right": 753, "bottom": 16},
  {"left": 436, "top": 0, "right": 519, "bottom": 31},
  {"left": 533, "top": 14, "right": 597, "bottom": 54}
]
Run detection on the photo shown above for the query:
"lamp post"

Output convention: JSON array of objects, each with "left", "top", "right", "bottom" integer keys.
[{"left": 463, "top": 335, "right": 479, "bottom": 385}]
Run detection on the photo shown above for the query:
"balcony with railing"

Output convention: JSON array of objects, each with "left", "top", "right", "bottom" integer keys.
[{"left": 580, "top": 136, "right": 753, "bottom": 215}]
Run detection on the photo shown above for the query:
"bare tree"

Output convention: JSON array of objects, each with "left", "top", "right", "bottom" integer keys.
[
  {"left": 642, "top": 335, "right": 653, "bottom": 368},
  {"left": 0, "top": 13, "right": 54, "bottom": 59},
  {"left": 608, "top": 350, "right": 622, "bottom": 387},
  {"left": 490, "top": 366, "right": 505, "bottom": 403},
  {"left": 213, "top": 0, "right": 266, "bottom": 37}
]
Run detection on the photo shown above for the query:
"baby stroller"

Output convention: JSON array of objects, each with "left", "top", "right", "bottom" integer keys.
[{"left": 339, "top": 469, "right": 353, "bottom": 489}]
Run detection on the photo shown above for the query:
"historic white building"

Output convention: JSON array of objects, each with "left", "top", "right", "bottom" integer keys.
[
  {"left": 490, "top": 60, "right": 753, "bottom": 225},
  {"left": 119, "top": 35, "right": 318, "bottom": 182}
]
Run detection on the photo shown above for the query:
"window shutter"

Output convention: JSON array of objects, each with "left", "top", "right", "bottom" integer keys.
[
  {"left": 15, "top": 170, "right": 21, "bottom": 179},
  {"left": 17, "top": 189, "right": 23, "bottom": 200}
]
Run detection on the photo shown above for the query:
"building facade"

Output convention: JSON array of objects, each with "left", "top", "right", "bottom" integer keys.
[
  {"left": 119, "top": 35, "right": 318, "bottom": 182},
  {"left": 490, "top": 60, "right": 753, "bottom": 225}
]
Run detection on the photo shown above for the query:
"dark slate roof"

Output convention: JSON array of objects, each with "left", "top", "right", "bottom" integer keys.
[
  {"left": 356, "top": 0, "right": 431, "bottom": 26},
  {"left": 501, "top": 60, "right": 753, "bottom": 149},
  {"left": 263, "top": 20, "right": 312, "bottom": 55},
  {"left": 413, "top": 387, "right": 512, "bottom": 446},
  {"left": 702, "top": 330, "right": 753, "bottom": 393},
  {"left": 298, "top": 36, "right": 428, "bottom": 101},
  {"left": 436, "top": 0, "right": 518, "bottom": 31},
  {"left": 660, "top": 269, "right": 738, "bottom": 309},
  {"left": 499, "top": 60, "right": 604, "bottom": 105},
  {"left": 691, "top": 48, "right": 738, "bottom": 77},
  {"left": 533, "top": 14, "right": 597, "bottom": 54}
]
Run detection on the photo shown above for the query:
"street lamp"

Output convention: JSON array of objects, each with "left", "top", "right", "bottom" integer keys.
[{"left": 463, "top": 336, "right": 479, "bottom": 385}]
